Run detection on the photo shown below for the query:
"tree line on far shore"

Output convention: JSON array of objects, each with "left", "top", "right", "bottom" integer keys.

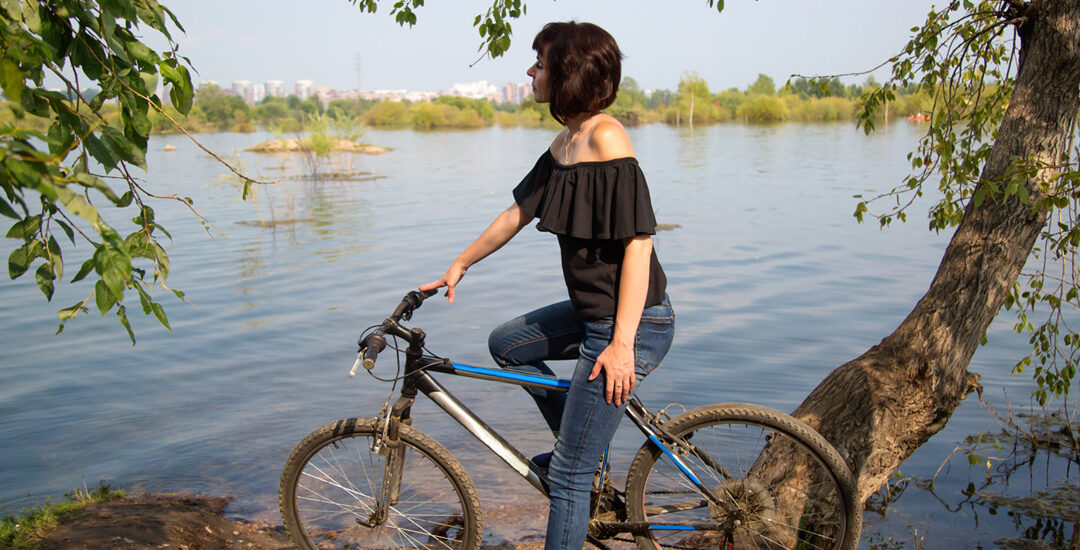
[{"left": 1, "top": 72, "right": 935, "bottom": 135}]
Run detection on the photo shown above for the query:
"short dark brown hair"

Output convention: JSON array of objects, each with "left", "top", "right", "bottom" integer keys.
[{"left": 532, "top": 22, "right": 623, "bottom": 125}]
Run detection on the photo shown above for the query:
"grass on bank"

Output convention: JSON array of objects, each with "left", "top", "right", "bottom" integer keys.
[{"left": 0, "top": 482, "right": 125, "bottom": 549}]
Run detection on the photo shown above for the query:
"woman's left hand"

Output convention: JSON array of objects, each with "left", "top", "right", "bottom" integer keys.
[{"left": 589, "top": 339, "right": 635, "bottom": 406}]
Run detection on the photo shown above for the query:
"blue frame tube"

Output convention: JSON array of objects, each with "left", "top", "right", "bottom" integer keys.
[{"left": 448, "top": 362, "right": 571, "bottom": 391}]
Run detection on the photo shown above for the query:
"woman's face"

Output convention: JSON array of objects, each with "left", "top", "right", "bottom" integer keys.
[{"left": 527, "top": 49, "right": 550, "bottom": 103}]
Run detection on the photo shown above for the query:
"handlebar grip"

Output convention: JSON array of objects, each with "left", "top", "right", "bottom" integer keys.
[
  {"left": 361, "top": 332, "right": 386, "bottom": 370},
  {"left": 392, "top": 289, "right": 438, "bottom": 320}
]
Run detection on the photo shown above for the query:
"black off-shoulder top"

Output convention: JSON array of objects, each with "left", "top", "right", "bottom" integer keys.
[{"left": 512, "top": 150, "right": 667, "bottom": 320}]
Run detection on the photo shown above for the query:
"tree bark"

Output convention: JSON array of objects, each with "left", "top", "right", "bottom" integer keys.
[{"left": 793, "top": 0, "right": 1080, "bottom": 502}]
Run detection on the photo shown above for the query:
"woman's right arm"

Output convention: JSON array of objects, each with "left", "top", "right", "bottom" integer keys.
[{"left": 420, "top": 203, "right": 533, "bottom": 303}]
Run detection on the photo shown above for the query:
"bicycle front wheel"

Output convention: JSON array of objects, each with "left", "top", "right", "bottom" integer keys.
[
  {"left": 625, "top": 403, "right": 860, "bottom": 550},
  {"left": 280, "top": 417, "right": 483, "bottom": 550}
]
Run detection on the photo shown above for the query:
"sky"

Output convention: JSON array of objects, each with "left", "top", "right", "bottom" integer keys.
[{"left": 144, "top": 0, "right": 942, "bottom": 94}]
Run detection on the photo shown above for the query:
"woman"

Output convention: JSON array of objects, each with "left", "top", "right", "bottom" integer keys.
[{"left": 420, "top": 21, "right": 674, "bottom": 549}]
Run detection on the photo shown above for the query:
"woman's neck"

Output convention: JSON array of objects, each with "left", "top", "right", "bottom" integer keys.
[{"left": 565, "top": 111, "right": 600, "bottom": 134}]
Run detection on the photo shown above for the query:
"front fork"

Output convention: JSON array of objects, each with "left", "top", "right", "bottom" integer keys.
[
  {"left": 360, "top": 332, "right": 425, "bottom": 528},
  {"left": 359, "top": 393, "right": 415, "bottom": 528}
]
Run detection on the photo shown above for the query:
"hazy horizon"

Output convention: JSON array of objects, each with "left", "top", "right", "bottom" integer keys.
[{"left": 141, "top": 1, "right": 941, "bottom": 95}]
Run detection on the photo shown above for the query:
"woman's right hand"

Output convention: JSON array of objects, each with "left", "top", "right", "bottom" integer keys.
[
  {"left": 420, "top": 259, "right": 467, "bottom": 303},
  {"left": 419, "top": 203, "right": 531, "bottom": 304}
]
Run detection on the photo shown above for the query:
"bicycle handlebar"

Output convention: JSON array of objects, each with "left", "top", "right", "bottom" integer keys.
[
  {"left": 390, "top": 289, "right": 438, "bottom": 322},
  {"left": 352, "top": 289, "right": 438, "bottom": 376}
]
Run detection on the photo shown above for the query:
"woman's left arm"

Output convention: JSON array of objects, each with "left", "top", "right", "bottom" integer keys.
[{"left": 589, "top": 234, "right": 653, "bottom": 405}]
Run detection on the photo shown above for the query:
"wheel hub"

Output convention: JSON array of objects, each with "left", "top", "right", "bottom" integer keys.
[{"left": 709, "top": 478, "right": 777, "bottom": 531}]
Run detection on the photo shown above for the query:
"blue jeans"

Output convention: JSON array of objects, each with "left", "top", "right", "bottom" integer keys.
[{"left": 488, "top": 297, "right": 675, "bottom": 549}]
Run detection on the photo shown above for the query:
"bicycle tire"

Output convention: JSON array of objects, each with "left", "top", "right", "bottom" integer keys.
[
  {"left": 280, "top": 417, "right": 483, "bottom": 550},
  {"left": 624, "top": 403, "right": 860, "bottom": 550}
]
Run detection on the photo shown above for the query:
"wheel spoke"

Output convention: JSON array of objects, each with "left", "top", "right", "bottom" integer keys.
[
  {"left": 281, "top": 420, "right": 480, "bottom": 550},
  {"left": 625, "top": 406, "right": 852, "bottom": 550}
]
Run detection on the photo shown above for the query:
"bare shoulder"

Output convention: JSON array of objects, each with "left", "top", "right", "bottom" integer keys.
[{"left": 588, "top": 114, "right": 635, "bottom": 160}]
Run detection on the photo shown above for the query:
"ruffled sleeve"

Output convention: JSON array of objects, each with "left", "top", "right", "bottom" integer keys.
[
  {"left": 512, "top": 150, "right": 658, "bottom": 240},
  {"left": 512, "top": 151, "right": 556, "bottom": 218}
]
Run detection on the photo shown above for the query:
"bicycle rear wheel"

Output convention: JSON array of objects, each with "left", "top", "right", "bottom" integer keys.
[
  {"left": 624, "top": 403, "right": 860, "bottom": 550},
  {"left": 280, "top": 417, "right": 483, "bottom": 550}
]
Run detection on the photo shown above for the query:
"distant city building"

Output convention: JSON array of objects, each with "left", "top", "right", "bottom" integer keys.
[
  {"left": 204, "top": 77, "right": 527, "bottom": 106},
  {"left": 313, "top": 85, "right": 331, "bottom": 106},
  {"left": 326, "top": 88, "right": 361, "bottom": 103},
  {"left": 449, "top": 80, "right": 498, "bottom": 101},
  {"left": 501, "top": 82, "right": 531, "bottom": 104},
  {"left": 295, "top": 79, "right": 314, "bottom": 101},
  {"left": 360, "top": 89, "right": 409, "bottom": 101},
  {"left": 231, "top": 79, "right": 251, "bottom": 102},
  {"left": 405, "top": 91, "right": 439, "bottom": 102},
  {"left": 265, "top": 79, "right": 285, "bottom": 98},
  {"left": 251, "top": 83, "right": 266, "bottom": 104}
]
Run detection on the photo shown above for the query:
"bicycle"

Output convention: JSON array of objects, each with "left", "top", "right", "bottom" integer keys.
[{"left": 279, "top": 290, "right": 862, "bottom": 550}]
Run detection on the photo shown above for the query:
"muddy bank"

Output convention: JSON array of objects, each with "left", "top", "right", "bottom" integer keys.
[{"left": 27, "top": 493, "right": 592, "bottom": 549}]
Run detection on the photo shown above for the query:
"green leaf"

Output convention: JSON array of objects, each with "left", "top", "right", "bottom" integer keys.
[
  {"left": 53, "top": 185, "right": 104, "bottom": 231},
  {"left": 127, "top": 41, "right": 159, "bottom": 66},
  {"left": 150, "top": 301, "right": 170, "bottom": 330},
  {"left": 73, "top": 171, "right": 121, "bottom": 203},
  {"left": 0, "top": 197, "right": 19, "bottom": 219},
  {"left": 124, "top": 230, "right": 157, "bottom": 262},
  {"left": 117, "top": 304, "right": 136, "bottom": 344},
  {"left": 1016, "top": 183, "right": 1029, "bottom": 204},
  {"left": 56, "top": 300, "right": 89, "bottom": 334},
  {"left": 35, "top": 262, "right": 55, "bottom": 300},
  {"left": 21, "top": 0, "right": 41, "bottom": 34},
  {"left": 135, "top": 282, "right": 153, "bottom": 314},
  {"left": 5, "top": 215, "right": 42, "bottom": 239},
  {"left": 854, "top": 202, "right": 868, "bottom": 223},
  {"left": 163, "top": 63, "right": 193, "bottom": 114},
  {"left": 94, "top": 243, "right": 130, "bottom": 301},
  {"left": 71, "top": 257, "right": 95, "bottom": 283},
  {"left": 40, "top": 9, "right": 73, "bottom": 61},
  {"left": 3, "top": 156, "right": 46, "bottom": 188},
  {"left": 55, "top": 219, "right": 75, "bottom": 243},
  {"left": 46, "top": 122, "right": 76, "bottom": 157},
  {"left": 130, "top": 105, "right": 152, "bottom": 138},
  {"left": 100, "top": 125, "right": 147, "bottom": 169},
  {"left": 95, "top": 278, "right": 118, "bottom": 315},
  {"left": 153, "top": 242, "right": 169, "bottom": 279},
  {"left": 46, "top": 235, "right": 62, "bottom": 280},
  {"left": 973, "top": 186, "right": 986, "bottom": 206},
  {"left": 158, "top": 59, "right": 181, "bottom": 83},
  {"left": 0, "top": 58, "right": 24, "bottom": 104},
  {"left": 9, "top": 240, "right": 43, "bottom": 279},
  {"left": 83, "top": 133, "right": 121, "bottom": 171}
]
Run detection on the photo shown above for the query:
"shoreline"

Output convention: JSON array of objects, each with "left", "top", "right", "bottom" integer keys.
[{"left": 18, "top": 492, "right": 593, "bottom": 550}]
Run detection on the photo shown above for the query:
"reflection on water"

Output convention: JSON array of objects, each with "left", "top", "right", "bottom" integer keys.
[
  {"left": 0, "top": 124, "right": 1069, "bottom": 546},
  {"left": 863, "top": 407, "right": 1079, "bottom": 549}
]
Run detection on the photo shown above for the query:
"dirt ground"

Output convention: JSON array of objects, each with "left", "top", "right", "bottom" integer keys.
[
  {"left": 30, "top": 493, "right": 567, "bottom": 550},
  {"left": 34, "top": 494, "right": 292, "bottom": 550}
]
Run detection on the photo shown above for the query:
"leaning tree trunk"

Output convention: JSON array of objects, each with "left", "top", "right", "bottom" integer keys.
[{"left": 793, "top": 1, "right": 1080, "bottom": 502}]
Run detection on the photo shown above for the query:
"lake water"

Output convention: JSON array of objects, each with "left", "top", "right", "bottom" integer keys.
[{"left": 0, "top": 123, "right": 1069, "bottom": 546}]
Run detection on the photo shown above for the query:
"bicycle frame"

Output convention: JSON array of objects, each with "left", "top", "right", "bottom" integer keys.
[{"left": 371, "top": 332, "right": 728, "bottom": 537}]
